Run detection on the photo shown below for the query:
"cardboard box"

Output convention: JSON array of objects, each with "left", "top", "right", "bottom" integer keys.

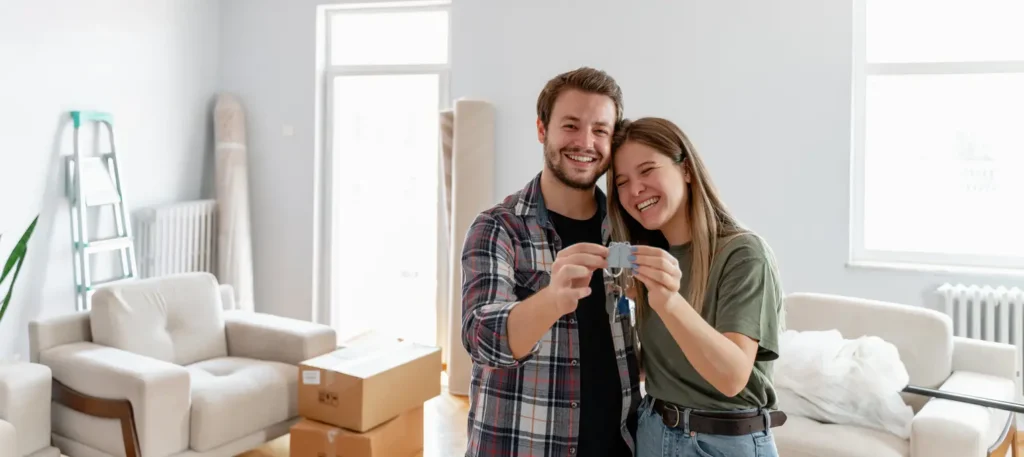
[
  {"left": 289, "top": 406, "right": 424, "bottom": 457},
  {"left": 298, "top": 340, "right": 441, "bottom": 432}
]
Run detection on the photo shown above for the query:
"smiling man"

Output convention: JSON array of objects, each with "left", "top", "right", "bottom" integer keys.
[{"left": 460, "top": 67, "right": 641, "bottom": 457}]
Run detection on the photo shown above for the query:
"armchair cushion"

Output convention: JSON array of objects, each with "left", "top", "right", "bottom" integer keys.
[
  {"left": 40, "top": 342, "right": 191, "bottom": 457},
  {"left": 224, "top": 310, "right": 337, "bottom": 366},
  {"left": 773, "top": 414, "right": 908, "bottom": 457},
  {"left": 90, "top": 272, "right": 228, "bottom": 366},
  {"left": 186, "top": 357, "right": 297, "bottom": 451}
]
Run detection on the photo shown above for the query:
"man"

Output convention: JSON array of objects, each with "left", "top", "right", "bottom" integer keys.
[{"left": 460, "top": 67, "right": 641, "bottom": 457}]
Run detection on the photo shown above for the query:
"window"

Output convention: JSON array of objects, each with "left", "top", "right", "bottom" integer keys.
[
  {"left": 318, "top": 1, "right": 449, "bottom": 347},
  {"left": 851, "top": 0, "right": 1024, "bottom": 271}
]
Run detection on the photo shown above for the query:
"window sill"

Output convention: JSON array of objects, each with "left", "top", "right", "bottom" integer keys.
[{"left": 846, "top": 260, "right": 1024, "bottom": 280}]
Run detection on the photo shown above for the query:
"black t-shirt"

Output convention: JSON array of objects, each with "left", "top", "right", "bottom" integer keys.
[{"left": 548, "top": 209, "right": 632, "bottom": 457}]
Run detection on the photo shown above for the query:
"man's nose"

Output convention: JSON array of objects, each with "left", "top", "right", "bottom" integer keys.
[{"left": 571, "top": 129, "right": 596, "bottom": 150}]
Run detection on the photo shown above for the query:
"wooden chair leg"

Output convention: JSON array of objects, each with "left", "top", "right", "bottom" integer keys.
[{"left": 51, "top": 379, "right": 141, "bottom": 457}]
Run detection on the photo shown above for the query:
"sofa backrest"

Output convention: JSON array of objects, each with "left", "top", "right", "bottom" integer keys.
[
  {"left": 784, "top": 292, "right": 953, "bottom": 390},
  {"left": 89, "top": 272, "right": 229, "bottom": 366}
]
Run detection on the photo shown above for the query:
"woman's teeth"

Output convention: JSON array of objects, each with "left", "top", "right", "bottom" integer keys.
[{"left": 637, "top": 197, "right": 660, "bottom": 212}]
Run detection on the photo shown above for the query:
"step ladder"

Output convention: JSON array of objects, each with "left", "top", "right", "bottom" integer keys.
[{"left": 65, "top": 110, "right": 138, "bottom": 311}]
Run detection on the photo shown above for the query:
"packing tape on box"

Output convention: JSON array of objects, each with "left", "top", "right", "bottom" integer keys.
[{"left": 325, "top": 428, "right": 338, "bottom": 457}]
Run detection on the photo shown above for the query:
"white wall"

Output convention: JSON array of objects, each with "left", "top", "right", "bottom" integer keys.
[
  {"left": 451, "top": 0, "right": 1024, "bottom": 308},
  {"left": 0, "top": 0, "right": 220, "bottom": 360},
  {"left": 217, "top": 0, "right": 1024, "bottom": 327}
]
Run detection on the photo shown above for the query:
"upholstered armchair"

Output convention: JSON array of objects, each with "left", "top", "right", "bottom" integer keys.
[
  {"left": 0, "top": 362, "right": 60, "bottom": 457},
  {"left": 773, "top": 292, "right": 1019, "bottom": 457},
  {"left": 28, "top": 272, "right": 337, "bottom": 457}
]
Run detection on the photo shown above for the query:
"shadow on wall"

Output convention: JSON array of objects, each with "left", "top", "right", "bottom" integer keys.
[{"left": 1, "top": 114, "right": 76, "bottom": 359}]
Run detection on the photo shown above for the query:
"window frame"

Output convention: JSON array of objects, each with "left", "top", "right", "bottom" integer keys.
[
  {"left": 314, "top": 0, "right": 452, "bottom": 348},
  {"left": 848, "top": 0, "right": 1024, "bottom": 273}
]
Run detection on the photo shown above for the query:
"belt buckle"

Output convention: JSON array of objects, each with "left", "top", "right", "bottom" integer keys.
[{"left": 668, "top": 403, "right": 681, "bottom": 428}]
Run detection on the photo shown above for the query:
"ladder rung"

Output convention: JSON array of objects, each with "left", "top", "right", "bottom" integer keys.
[
  {"left": 86, "top": 196, "right": 123, "bottom": 207},
  {"left": 82, "top": 236, "right": 133, "bottom": 254},
  {"left": 81, "top": 274, "right": 136, "bottom": 292}
]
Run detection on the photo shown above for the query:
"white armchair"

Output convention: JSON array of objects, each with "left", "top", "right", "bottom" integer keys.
[
  {"left": 772, "top": 292, "right": 1019, "bottom": 457},
  {"left": 28, "top": 272, "right": 337, "bottom": 457},
  {"left": 0, "top": 363, "right": 60, "bottom": 457}
]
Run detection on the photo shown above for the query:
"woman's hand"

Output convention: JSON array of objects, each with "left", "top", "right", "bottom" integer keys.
[{"left": 630, "top": 245, "right": 684, "bottom": 312}]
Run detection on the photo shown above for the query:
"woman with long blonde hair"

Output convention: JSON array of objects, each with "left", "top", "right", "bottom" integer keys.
[{"left": 607, "top": 117, "right": 785, "bottom": 457}]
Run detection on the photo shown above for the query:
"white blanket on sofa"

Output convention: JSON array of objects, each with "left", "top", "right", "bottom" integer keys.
[{"left": 774, "top": 329, "right": 915, "bottom": 439}]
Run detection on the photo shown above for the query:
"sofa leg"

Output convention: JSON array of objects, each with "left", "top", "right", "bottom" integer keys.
[{"left": 51, "top": 379, "right": 140, "bottom": 457}]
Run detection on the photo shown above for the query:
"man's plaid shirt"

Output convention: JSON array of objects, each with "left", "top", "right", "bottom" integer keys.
[{"left": 460, "top": 172, "right": 642, "bottom": 456}]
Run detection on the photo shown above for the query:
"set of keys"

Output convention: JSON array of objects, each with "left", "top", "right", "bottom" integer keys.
[{"left": 606, "top": 241, "right": 636, "bottom": 327}]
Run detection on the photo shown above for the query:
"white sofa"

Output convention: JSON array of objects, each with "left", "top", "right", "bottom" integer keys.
[
  {"left": 28, "top": 272, "right": 337, "bottom": 457},
  {"left": 773, "top": 292, "right": 1019, "bottom": 457},
  {"left": 0, "top": 363, "right": 61, "bottom": 457}
]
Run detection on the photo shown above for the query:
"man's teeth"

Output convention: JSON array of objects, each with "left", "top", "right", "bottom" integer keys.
[
  {"left": 637, "top": 197, "right": 660, "bottom": 211},
  {"left": 568, "top": 154, "right": 595, "bottom": 163}
]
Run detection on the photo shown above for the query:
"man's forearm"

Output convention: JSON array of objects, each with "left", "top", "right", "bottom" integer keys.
[{"left": 507, "top": 288, "right": 563, "bottom": 359}]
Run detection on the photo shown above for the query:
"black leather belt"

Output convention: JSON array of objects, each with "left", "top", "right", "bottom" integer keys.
[{"left": 653, "top": 399, "right": 787, "bottom": 436}]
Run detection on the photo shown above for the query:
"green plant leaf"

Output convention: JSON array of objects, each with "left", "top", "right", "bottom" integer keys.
[{"left": 0, "top": 215, "right": 39, "bottom": 326}]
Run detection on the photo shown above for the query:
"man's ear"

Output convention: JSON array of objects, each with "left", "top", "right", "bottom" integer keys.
[{"left": 536, "top": 118, "right": 547, "bottom": 144}]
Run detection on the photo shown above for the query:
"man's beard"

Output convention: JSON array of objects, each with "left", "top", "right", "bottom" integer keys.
[{"left": 543, "top": 141, "right": 607, "bottom": 191}]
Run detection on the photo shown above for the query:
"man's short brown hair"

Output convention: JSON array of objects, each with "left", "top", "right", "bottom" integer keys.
[{"left": 536, "top": 67, "right": 624, "bottom": 128}]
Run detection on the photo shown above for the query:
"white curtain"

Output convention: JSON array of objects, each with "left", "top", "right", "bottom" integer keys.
[
  {"left": 439, "top": 99, "right": 496, "bottom": 396},
  {"left": 213, "top": 93, "right": 256, "bottom": 312}
]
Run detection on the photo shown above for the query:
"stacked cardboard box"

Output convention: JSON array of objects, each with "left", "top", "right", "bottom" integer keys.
[{"left": 290, "top": 334, "right": 442, "bottom": 457}]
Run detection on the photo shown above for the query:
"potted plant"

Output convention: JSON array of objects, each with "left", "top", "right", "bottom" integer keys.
[{"left": 0, "top": 215, "right": 39, "bottom": 362}]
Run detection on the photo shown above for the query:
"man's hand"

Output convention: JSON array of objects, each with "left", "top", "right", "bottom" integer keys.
[{"left": 549, "top": 243, "right": 609, "bottom": 315}]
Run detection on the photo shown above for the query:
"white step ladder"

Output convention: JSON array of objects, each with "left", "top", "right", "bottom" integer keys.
[{"left": 65, "top": 110, "right": 138, "bottom": 311}]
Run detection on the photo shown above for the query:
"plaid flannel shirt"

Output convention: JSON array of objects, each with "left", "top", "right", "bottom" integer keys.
[{"left": 460, "top": 172, "right": 641, "bottom": 457}]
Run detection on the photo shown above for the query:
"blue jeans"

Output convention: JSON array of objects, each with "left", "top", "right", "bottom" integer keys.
[{"left": 636, "top": 395, "right": 779, "bottom": 457}]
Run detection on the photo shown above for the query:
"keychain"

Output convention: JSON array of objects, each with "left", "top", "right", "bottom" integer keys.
[{"left": 606, "top": 242, "right": 636, "bottom": 327}]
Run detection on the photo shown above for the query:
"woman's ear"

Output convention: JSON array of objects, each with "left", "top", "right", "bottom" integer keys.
[{"left": 679, "top": 159, "right": 692, "bottom": 184}]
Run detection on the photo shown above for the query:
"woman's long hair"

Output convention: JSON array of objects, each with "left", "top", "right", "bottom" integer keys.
[{"left": 607, "top": 118, "right": 746, "bottom": 359}]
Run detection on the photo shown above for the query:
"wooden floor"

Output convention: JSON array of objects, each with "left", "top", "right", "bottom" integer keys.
[{"left": 238, "top": 387, "right": 470, "bottom": 457}]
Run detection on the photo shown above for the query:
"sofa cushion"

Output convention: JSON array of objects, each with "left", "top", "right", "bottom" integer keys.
[
  {"left": 90, "top": 272, "right": 228, "bottom": 366},
  {"left": 784, "top": 293, "right": 953, "bottom": 389},
  {"left": 773, "top": 415, "right": 909, "bottom": 457},
  {"left": 187, "top": 356, "right": 297, "bottom": 451}
]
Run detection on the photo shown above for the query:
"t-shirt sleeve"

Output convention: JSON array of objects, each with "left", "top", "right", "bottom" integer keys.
[{"left": 713, "top": 253, "right": 782, "bottom": 361}]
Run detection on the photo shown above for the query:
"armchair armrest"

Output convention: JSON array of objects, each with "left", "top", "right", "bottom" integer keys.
[
  {"left": 224, "top": 310, "right": 337, "bottom": 365},
  {"left": 952, "top": 336, "right": 1019, "bottom": 382},
  {"left": 0, "top": 362, "right": 51, "bottom": 457},
  {"left": 40, "top": 342, "right": 191, "bottom": 457},
  {"left": 911, "top": 370, "right": 1016, "bottom": 457},
  {"left": 0, "top": 420, "right": 15, "bottom": 457}
]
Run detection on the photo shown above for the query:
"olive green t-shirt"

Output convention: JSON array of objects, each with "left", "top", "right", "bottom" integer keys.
[{"left": 640, "top": 232, "right": 785, "bottom": 411}]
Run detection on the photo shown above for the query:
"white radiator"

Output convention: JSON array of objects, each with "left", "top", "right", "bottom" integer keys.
[
  {"left": 132, "top": 199, "right": 218, "bottom": 279},
  {"left": 938, "top": 283, "right": 1024, "bottom": 393}
]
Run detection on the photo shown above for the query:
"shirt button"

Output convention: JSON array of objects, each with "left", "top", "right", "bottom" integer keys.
[
  {"left": 570, "top": 401, "right": 578, "bottom": 408},
  {"left": 570, "top": 447, "right": 576, "bottom": 454},
  {"left": 570, "top": 359, "right": 578, "bottom": 366},
  {"left": 569, "top": 318, "right": 576, "bottom": 324}
]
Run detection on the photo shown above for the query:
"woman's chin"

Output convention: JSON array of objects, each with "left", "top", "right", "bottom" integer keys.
[{"left": 635, "top": 210, "right": 666, "bottom": 231}]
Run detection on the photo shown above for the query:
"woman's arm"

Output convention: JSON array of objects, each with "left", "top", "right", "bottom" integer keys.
[
  {"left": 652, "top": 295, "right": 758, "bottom": 397},
  {"left": 631, "top": 243, "right": 780, "bottom": 398}
]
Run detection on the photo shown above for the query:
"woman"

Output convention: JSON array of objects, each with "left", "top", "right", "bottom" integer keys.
[{"left": 607, "top": 117, "right": 785, "bottom": 457}]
